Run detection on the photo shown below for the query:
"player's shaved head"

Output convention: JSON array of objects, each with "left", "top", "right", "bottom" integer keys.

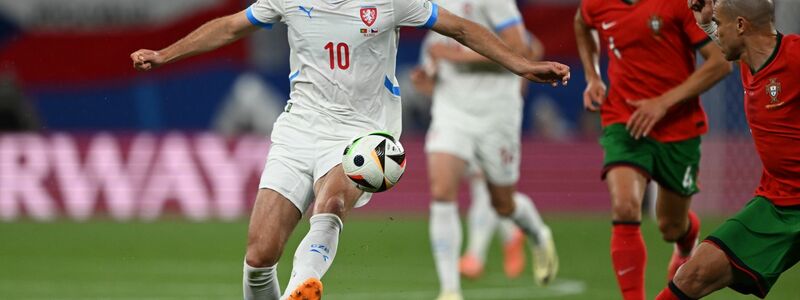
[{"left": 716, "top": 0, "right": 774, "bottom": 29}]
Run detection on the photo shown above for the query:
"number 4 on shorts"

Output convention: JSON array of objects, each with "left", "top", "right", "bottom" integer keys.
[{"left": 682, "top": 166, "right": 694, "bottom": 190}]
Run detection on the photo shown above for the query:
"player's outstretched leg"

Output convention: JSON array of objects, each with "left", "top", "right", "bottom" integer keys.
[
  {"left": 428, "top": 153, "right": 467, "bottom": 300},
  {"left": 461, "top": 173, "right": 498, "bottom": 279},
  {"left": 667, "top": 211, "right": 700, "bottom": 280},
  {"left": 430, "top": 201, "right": 463, "bottom": 297},
  {"left": 489, "top": 184, "right": 557, "bottom": 285},
  {"left": 244, "top": 188, "right": 304, "bottom": 300},
  {"left": 607, "top": 167, "right": 648, "bottom": 300},
  {"left": 655, "top": 242, "right": 733, "bottom": 299},
  {"left": 513, "top": 193, "right": 555, "bottom": 283},
  {"left": 282, "top": 213, "right": 342, "bottom": 300},
  {"left": 656, "top": 187, "right": 700, "bottom": 281},
  {"left": 282, "top": 165, "right": 363, "bottom": 300}
]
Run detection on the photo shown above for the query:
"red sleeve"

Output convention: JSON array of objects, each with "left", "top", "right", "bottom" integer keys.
[
  {"left": 678, "top": 0, "right": 712, "bottom": 47},
  {"left": 580, "top": 0, "right": 596, "bottom": 28}
]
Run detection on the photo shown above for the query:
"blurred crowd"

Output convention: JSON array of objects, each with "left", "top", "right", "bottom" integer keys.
[{"left": 1, "top": 0, "right": 799, "bottom": 138}]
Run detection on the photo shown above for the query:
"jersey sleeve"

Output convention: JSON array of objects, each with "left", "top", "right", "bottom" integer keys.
[
  {"left": 677, "top": 1, "right": 712, "bottom": 48},
  {"left": 579, "top": 0, "right": 596, "bottom": 29},
  {"left": 483, "top": 0, "right": 523, "bottom": 32},
  {"left": 393, "top": 0, "right": 439, "bottom": 28},
  {"left": 246, "top": 0, "right": 284, "bottom": 28}
]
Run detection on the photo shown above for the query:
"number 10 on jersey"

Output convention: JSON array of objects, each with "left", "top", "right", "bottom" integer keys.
[{"left": 325, "top": 42, "right": 350, "bottom": 70}]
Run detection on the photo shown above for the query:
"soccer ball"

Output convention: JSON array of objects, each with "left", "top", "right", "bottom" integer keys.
[{"left": 342, "top": 132, "right": 406, "bottom": 193}]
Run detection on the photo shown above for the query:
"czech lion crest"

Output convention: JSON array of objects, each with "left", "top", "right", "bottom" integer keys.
[{"left": 360, "top": 7, "right": 378, "bottom": 27}]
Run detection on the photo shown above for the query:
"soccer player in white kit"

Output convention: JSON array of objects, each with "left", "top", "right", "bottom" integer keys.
[
  {"left": 412, "top": 27, "right": 548, "bottom": 281},
  {"left": 410, "top": 1, "right": 557, "bottom": 299},
  {"left": 130, "top": 0, "right": 569, "bottom": 299}
]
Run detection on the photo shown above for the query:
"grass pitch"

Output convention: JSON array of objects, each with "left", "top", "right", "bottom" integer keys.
[{"left": 1, "top": 215, "right": 798, "bottom": 299}]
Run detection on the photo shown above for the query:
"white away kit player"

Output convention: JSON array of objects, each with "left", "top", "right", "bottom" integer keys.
[
  {"left": 412, "top": 1, "right": 558, "bottom": 299},
  {"left": 130, "top": 0, "right": 570, "bottom": 299}
]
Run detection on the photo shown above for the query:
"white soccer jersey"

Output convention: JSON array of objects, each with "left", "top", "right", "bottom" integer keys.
[
  {"left": 247, "top": 0, "right": 438, "bottom": 137},
  {"left": 422, "top": 0, "right": 523, "bottom": 129}
]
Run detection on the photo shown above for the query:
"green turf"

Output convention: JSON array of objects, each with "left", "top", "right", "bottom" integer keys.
[{"left": 0, "top": 215, "right": 798, "bottom": 299}]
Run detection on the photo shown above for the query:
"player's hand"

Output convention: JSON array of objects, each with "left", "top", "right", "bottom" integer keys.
[
  {"left": 583, "top": 79, "right": 606, "bottom": 111},
  {"left": 626, "top": 99, "right": 668, "bottom": 139},
  {"left": 409, "top": 66, "right": 436, "bottom": 97},
  {"left": 130, "top": 49, "right": 165, "bottom": 71},
  {"left": 688, "top": 0, "right": 713, "bottom": 25},
  {"left": 520, "top": 61, "right": 570, "bottom": 87}
]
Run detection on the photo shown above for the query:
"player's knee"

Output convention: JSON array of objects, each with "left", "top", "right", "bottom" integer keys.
[
  {"left": 316, "top": 194, "right": 347, "bottom": 215},
  {"left": 611, "top": 196, "right": 641, "bottom": 221},
  {"left": 245, "top": 242, "right": 281, "bottom": 267},
  {"left": 658, "top": 217, "right": 687, "bottom": 242},
  {"left": 430, "top": 181, "right": 458, "bottom": 202},
  {"left": 673, "top": 261, "right": 716, "bottom": 295},
  {"left": 491, "top": 200, "right": 514, "bottom": 217}
]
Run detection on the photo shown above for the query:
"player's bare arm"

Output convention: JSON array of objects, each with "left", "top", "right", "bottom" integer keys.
[
  {"left": 626, "top": 42, "right": 732, "bottom": 139},
  {"left": 131, "top": 10, "right": 258, "bottom": 71},
  {"left": 431, "top": 7, "right": 569, "bottom": 86},
  {"left": 574, "top": 9, "right": 605, "bottom": 111},
  {"left": 428, "top": 23, "right": 528, "bottom": 64}
]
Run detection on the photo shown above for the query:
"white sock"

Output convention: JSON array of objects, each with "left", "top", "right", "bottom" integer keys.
[
  {"left": 281, "top": 213, "right": 342, "bottom": 298},
  {"left": 509, "top": 192, "right": 548, "bottom": 245},
  {"left": 430, "top": 201, "right": 462, "bottom": 294},
  {"left": 243, "top": 262, "right": 280, "bottom": 300},
  {"left": 498, "top": 219, "right": 518, "bottom": 244},
  {"left": 466, "top": 176, "right": 498, "bottom": 264}
]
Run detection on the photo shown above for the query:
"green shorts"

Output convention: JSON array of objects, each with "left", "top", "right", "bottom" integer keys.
[
  {"left": 705, "top": 196, "right": 800, "bottom": 298},
  {"left": 599, "top": 123, "right": 701, "bottom": 196}
]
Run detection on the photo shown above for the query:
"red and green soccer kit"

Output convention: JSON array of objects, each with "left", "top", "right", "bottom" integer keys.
[
  {"left": 582, "top": 0, "right": 713, "bottom": 196},
  {"left": 581, "top": 0, "right": 711, "bottom": 142},
  {"left": 703, "top": 34, "right": 800, "bottom": 298},
  {"left": 580, "top": 1, "right": 711, "bottom": 299}
]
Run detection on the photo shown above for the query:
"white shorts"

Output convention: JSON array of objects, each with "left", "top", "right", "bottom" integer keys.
[
  {"left": 425, "top": 119, "right": 521, "bottom": 186},
  {"left": 259, "top": 104, "right": 373, "bottom": 214}
]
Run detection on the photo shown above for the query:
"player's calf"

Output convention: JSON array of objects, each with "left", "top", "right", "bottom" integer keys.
[
  {"left": 670, "top": 243, "right": 733, "bottom": 298},
  {"left": 666, "top": 211, "right": 701, "bottom": 280},
  {"left": 658, "top": 210, "right": 699, "bottom": 244},
  {"left": 245, "top": 189, "right": 304, "bottom": 268},
  {"left": 658, "top": 218, "right": 689, "bottom": 242},
  {"left": 487, "top": 185, "right": 516, "bottom": 217},
  {"left": 281, "top": 214, "right": 343, "bottom": 299}
]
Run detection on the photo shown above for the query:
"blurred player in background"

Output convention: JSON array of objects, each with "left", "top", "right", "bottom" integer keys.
[
  {"left": 411, "top": 30, "right": 547, "bottom": 282},
  {"left": 130, "top": 0, "right": 570, "bottom": 299},
  {"left": 457, "top": 33, "right": 547, "bottom": 282},
  {"left": 656, "top": 0, "right": 800, "bottom": 298},
  {"left": 410, "top": 1, "right": 557, "bottom": 299},
  {"left": 574, "top": 0, "right": 732, "bottom": 298}
]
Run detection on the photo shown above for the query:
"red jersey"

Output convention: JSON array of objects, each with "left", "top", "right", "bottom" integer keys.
[
  {"left": 580, "top": 0, "right": 712, "bottom": 142},
  {"left": 741, "top": 34, "right": 800, "bottom": 207}
]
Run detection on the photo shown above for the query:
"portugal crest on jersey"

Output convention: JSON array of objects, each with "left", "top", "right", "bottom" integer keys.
[
  {"left": 649, "top": 15, "right": 662, "bottom": 36},
  {"left": 765, "top": 78, "right": 785, "bottom": 109},
  {"left": 360, "top": 7, "right": 378, "bottom": 27}
]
